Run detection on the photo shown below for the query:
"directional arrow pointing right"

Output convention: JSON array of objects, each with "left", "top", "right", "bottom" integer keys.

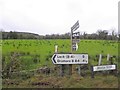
[{"left": 76, "top": 43, "right": 78, "bottom": 51}]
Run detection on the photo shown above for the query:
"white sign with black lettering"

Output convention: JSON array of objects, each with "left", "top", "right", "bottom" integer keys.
[
  {"left": 72, "top": 32, "right": 80, "bottom": 37},
  {"left": 71, "top": 20, "right": 79, "bottom": 31},
  {"left": 72, "top": 39, "right": 80, "bottom": 43},
  {"left": 52, "top": 54, "right": 88, "bottom": 64},
  {"left": 93, "top": 65, "right": 116, "bottom": 72}
]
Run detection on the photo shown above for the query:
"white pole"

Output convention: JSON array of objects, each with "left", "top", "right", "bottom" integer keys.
[
  {"left": 107, "top": 54, "right": 110, "bottom": 74},
  {"left": 98, "top": 54, "right": 102, "bottom": 65},
  {"left": 76, "top": 43, "right": 78, "bottom": 51},
  {"left": 107, "top": 54, "right": 110, "bottom": 61},
  {"left": 55, "top": 45, "right": 58, "bottom": 53}
]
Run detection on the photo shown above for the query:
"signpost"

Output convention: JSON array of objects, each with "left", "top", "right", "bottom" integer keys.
[
  {"left": 91, "top": 64, "right": 116, "bottom": 78},
  {"left": 72, "top": 39, "right": 80, "bottom": 43},
  {"left": 52, "top": 54, "right": 88, "bottom": 64},
  {"left": 71, "top": 20, "right": 79, "bottom": 31},
  {"left": 71, "top": 20, "right": 80, "bottom": 51},
  {"left": 51, "top": 20, "right": 117, "bottom": 78},
  {"left": 71, "top": 20, "right": 83, "bottom": 76},
  {"left": 51, "top": 20, "right": 88, "bottom": 76},
  {"left": 67, "top": 20, "right": 80, "bottom": 75},
  {"left": 72, "top": 32, "right": 80, "bottom": 39},
  {"left": 72, "top": 43, "right": 78, "bottom": 51},
  {"left": 93, "top": 65, "right": 116, "bottom": 72}
]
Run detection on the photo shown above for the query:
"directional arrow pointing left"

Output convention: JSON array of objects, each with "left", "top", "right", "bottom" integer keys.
[
  {"left": 51, "top": 54, "right": 88, "bottom": 64},
  {"left": 51, "top": 54, "right": 57, "bottom": 64}
]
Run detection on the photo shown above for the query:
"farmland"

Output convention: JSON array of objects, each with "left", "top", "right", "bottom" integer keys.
[{"left": 1, "top": 39, "right": 119, "bottom": 88}]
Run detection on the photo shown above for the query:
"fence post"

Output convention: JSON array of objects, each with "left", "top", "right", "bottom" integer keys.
[
  {"left": 98, "top": 54, "right": 102, "bottom": 65},
  {"left": 55, "top": 45, "right": 64, "bottom": 77},
  {"left": 107, "top": 54, "right": 110, "bottom": 62},
  {"left": 91, "top": 65, "right": 94, "bottom": 78},
  {"left": 78, "top": 65, "right": 81, "bottom": 76},
  {"left": 107, "top": 54, "right": 110, "bottom": 74},
  {"left": 115, "top": 64, "right": 118, "bottom": 77},
  {"left": 60, "top": 65, "right": 64, "bottom": 77}
]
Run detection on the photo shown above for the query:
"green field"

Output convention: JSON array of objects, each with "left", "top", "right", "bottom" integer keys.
[{"left": 1, "top": 39, "right": 119, "bottom": 88}]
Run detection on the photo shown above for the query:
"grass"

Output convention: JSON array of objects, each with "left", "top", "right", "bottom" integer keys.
[
  {"left": 3, "top": 73, "right": 118, "bottom": 88},
  {"left": 1, "top": 39, "right": 119, "bottom": 88}
]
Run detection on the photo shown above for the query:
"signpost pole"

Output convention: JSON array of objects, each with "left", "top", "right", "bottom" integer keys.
[
  {"left": 77, "top": 36, "right": 81, "bottom": 76},
  {"left": 71, "top": 20, "right": 81, "bottom": 76},
  {"left": 68, "top": 29, "right": 73, "bottom": 76},
  {"left": 77, "top": 32, "right": 81, "bottom": 75}
]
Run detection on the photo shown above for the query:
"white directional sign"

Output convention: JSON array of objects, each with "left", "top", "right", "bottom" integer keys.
[
  {"left": 93, "top": 65, "right": 116, "bottom": 72},
  {"left": 72, "top": 32, "right": 80, "bottom": 37},
  {"left": 72, "top": 43, "right": 78, "bottom": 51},
  {"left": 52, "top": 54, "right": 88, "bottom": 64},
  {"left": 76, "top": 43, "right": 78, "bottom": 51},
  {"left": 72, "top": 39, "right": 80, "bottom": 43},
  {"left": 71, "top": 20, "right": 79, "bottom": 31}
]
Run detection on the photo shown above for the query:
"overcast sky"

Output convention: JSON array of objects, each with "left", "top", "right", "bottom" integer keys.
[{"left": 0, "top": 0, "right": 119, "bottom": 35}]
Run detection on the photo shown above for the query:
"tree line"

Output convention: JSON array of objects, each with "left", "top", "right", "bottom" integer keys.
[{"left": 1, "top": 29, "right": 119, "bottom": 40}]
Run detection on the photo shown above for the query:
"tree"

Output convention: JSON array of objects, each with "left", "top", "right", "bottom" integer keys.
[
  {"left": 83, "top": 32, "right": 87, "bottom": 39},
  {"left": 111, "top": 30, "right": 118, "bottom": 40},
  {"left": 8, "top": 31, "right": 18, "bottom": 39},
  {"left": 119, "top": 34, "right": 120, "bottom": 40},
  {"left": 97, "top": 30, "right": 108, "bottom": 40}
]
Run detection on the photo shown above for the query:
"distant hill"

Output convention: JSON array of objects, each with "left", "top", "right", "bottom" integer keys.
[
  {"left": 2, "top": 31, "right": 44, "bottom": 39},
  {"left": 1, "top": 31, "right": 71, "bottom": 39}
]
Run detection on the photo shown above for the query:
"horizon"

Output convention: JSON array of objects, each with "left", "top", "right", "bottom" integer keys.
[{"left": 1, "top": 29, "right": 118, "bottom": 36}]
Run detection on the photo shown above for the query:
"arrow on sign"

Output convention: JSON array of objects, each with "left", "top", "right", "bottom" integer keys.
[
  {"left": 72, "top": 39, "right": 80, "bottom": 43},
  {"left": 52, "top": 54, "right": 56, "bottom": 63},
  {"left": 72, "top": 43, "right": 78, "bottom": 51},
  {"left": 51, "top": 54, "right": 88, "bottom": 64},
  {"left": 76, "top": 43, "right": 78, "bottom": 51},
  {"left": 93, "top": 65, "right": 116, "bottom": 71},
  {"left": 71, "top": 20, "right": 79, "bottom": 31}
]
